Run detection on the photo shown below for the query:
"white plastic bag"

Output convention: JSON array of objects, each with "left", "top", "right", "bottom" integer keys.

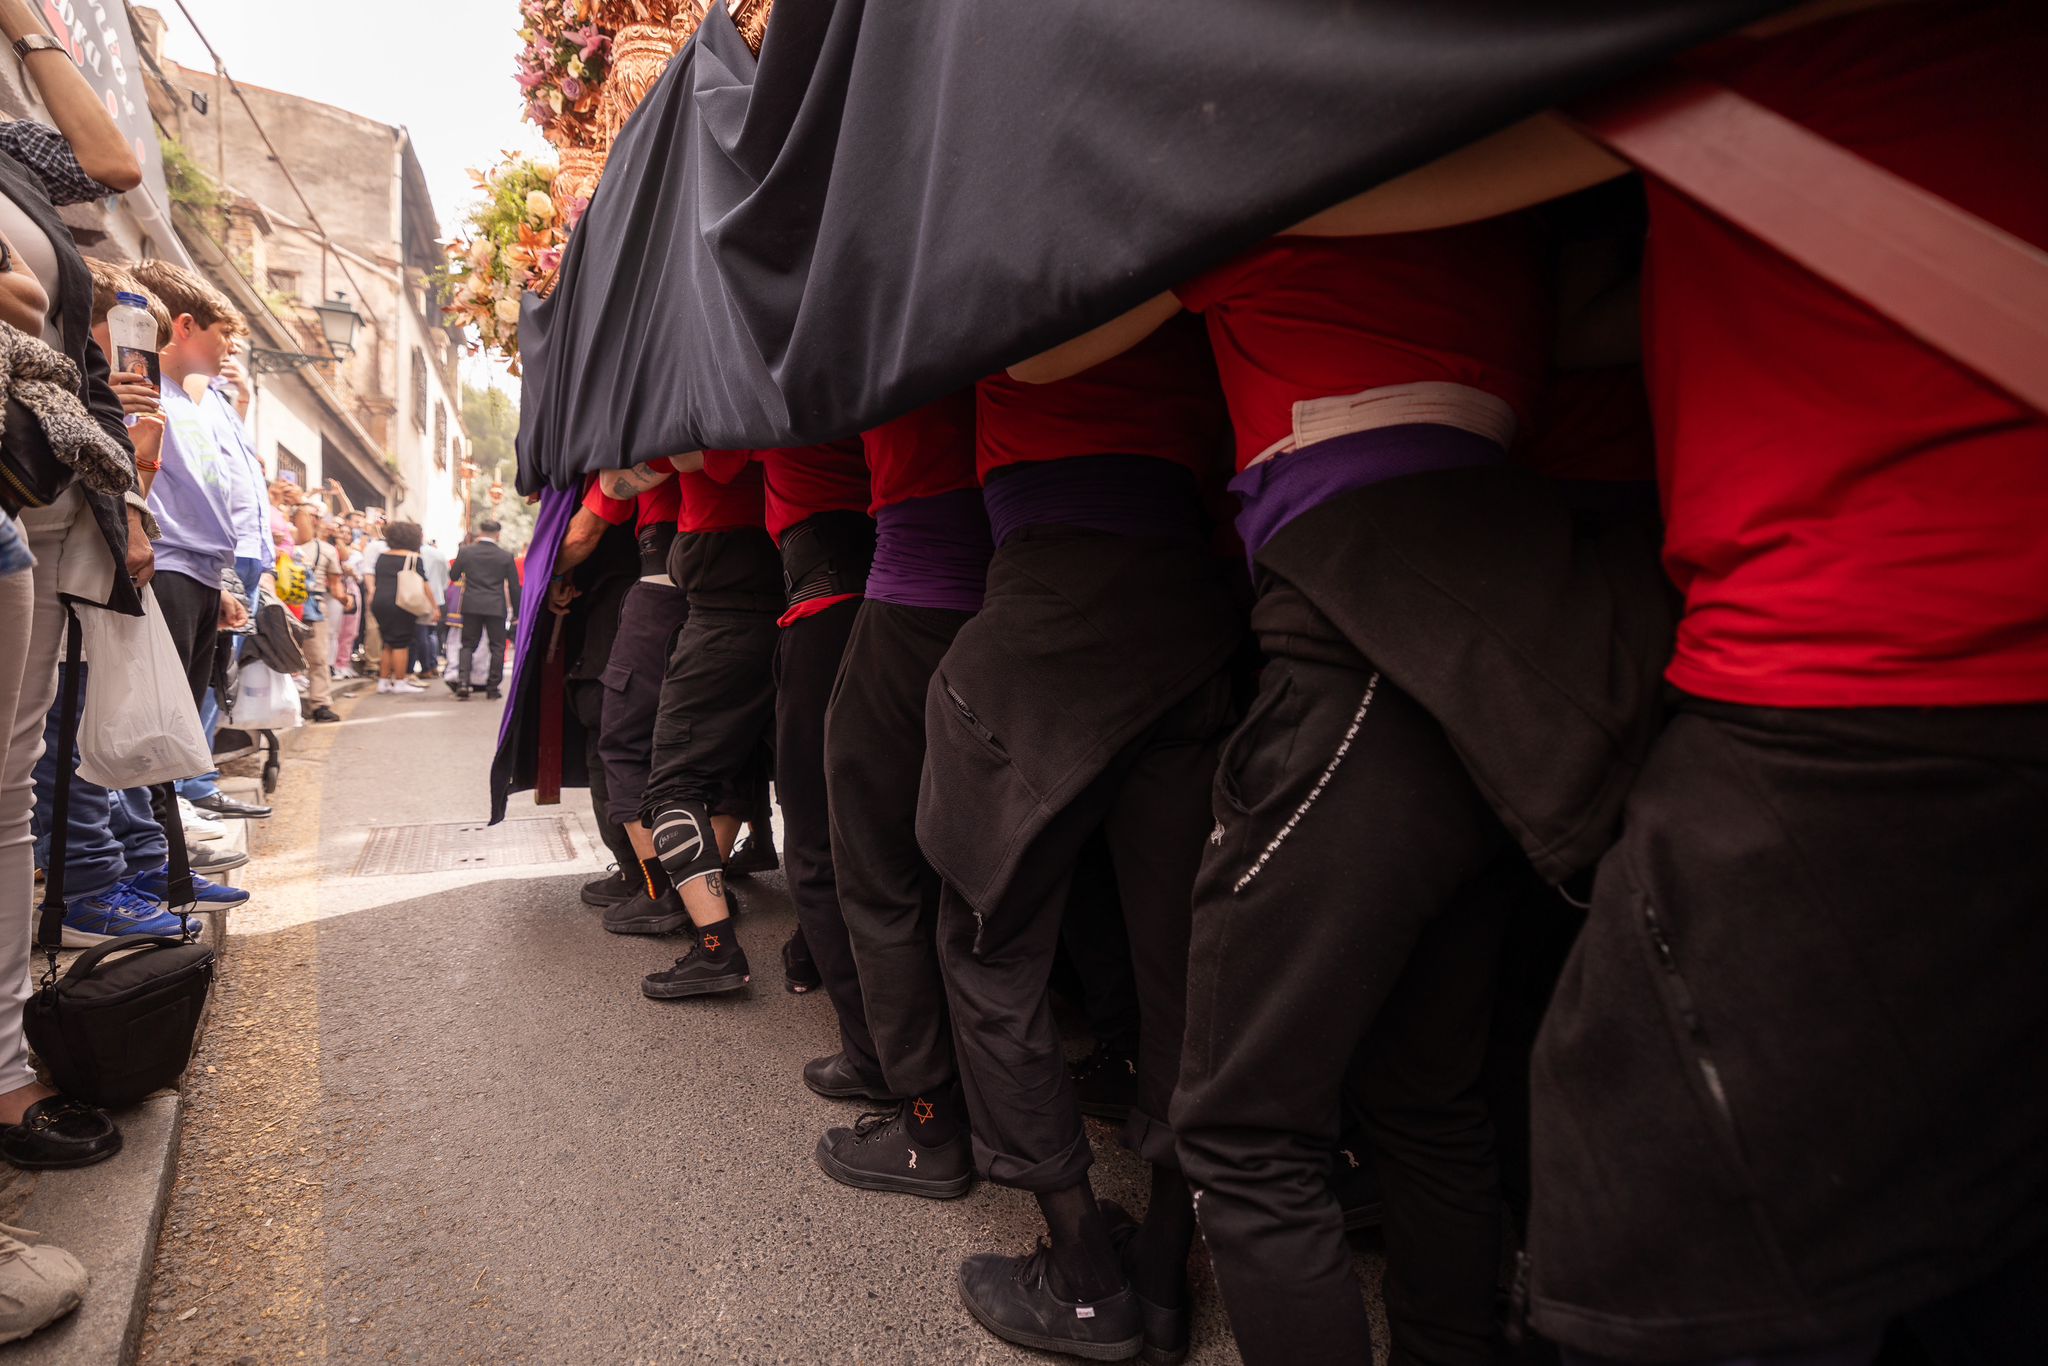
[
  {"left": 229, "top": 659, "right": 303, "bottom": 731},
  {"left": 75, "top": 585, "right": 214, "bottom": 788},
  {"left": 443, "top": 642, "right": 490, "bottom": 687}
]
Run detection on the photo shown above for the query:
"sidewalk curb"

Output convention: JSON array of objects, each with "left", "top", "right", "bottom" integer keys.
[{"left": 10, "top": 782, "right": 254, "bottom": 1364}]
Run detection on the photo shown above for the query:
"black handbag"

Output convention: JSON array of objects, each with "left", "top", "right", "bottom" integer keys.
[
  {"left": 0, "top": 394, "right": 71, "bottom": 516},
  {"left": 24, "top": 611, "right": 216, "bottom": 1109}
]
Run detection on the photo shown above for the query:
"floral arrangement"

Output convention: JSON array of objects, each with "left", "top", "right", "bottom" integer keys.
[
  {"left": 514, "top": 1, "right": 614, "bottom": 147},
  {"left": 438, "top": 154, "right": 564, "bottom": 370}
]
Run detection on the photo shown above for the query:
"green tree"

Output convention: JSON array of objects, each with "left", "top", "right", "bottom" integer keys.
[{"left": 461, "top": 382, "right": 534, "bottom": 547}]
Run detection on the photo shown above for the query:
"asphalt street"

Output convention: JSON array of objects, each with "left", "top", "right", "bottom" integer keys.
[{"left": 138, "top": 681, "right": 1386, "bottom": 1364}]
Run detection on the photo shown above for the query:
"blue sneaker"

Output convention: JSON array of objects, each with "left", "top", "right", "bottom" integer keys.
[
  {"left": 60, "top": 888, "right": 187, "bottom": 947},
  {"left": 126, "top": 866, "right": 250, "bottom": 910}
]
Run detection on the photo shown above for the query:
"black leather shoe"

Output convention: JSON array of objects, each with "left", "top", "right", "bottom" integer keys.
[
  {"left": 0, "top": 1097, "right": 123, "bottom": 1171},
  {"left": 190, "top": 793, "right": 271, "bottom": 820},
  {"left": 484, "top": 687, "right": 502, "bottom": 700},
  {"left": 725, "top": 831, "right": 779, "bottom": 878},
  {"left": 308, "top": 706, "right": 342, "bottom": 724},
  {"left": 782, "top": 931, "right": 822, "bottom": 994},
  {"left": 189, "top": 845, "right": 250, "bottom": 876},
  {"left": 959, "top": 1242, "right": 1142, "bottom": 1362},
  {"left": 581, "top": 865, "right": 638, "bottom": 908},
  {"left": 815, "top": 1105, "right": 973, "bottom": 1199},
  {"left": 803, "top": 1052, "right": 891, "bottom": 1102},
  {"left": 604, "top": 888, "right": 688, "bottom": 935},
  {"left": 1100, "top": 1201, "right": 1191, "bottom": 1365},
  {"left": 1070, "top": 1046, "right": 1138, "bottom": 1121},
  {"left": 642, "top": 938, "right": 750, "bottom": 999}
]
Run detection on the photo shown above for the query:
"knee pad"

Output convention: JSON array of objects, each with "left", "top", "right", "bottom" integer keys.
[{"left": 649, "top": 800, "right": 723, "bottom": 889}]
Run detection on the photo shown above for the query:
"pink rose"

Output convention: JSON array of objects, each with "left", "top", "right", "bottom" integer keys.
[{"left": 560, "top": 76, "right": 584, "bottom": 101}]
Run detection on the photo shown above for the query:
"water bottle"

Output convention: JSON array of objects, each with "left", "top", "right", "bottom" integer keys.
[{"left": 106, "top": 290, "right": 159, "bottom": 427}]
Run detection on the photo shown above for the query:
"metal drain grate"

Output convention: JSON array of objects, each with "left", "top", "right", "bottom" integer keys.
[{"left": 352, "top": 816, "right": 581, "bottom": 877}]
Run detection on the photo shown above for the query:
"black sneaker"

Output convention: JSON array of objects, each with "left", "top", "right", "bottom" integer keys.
[
  {"left": 1333, "top": 1143, "right": 1385, "bottom": 1231},
  {"left": 605, "top": 888, "right": 689, "bottom": 935},
  {"left": 782, "top": 931, "right": 822, "bottom": 994},
  {"left": 958, "top": 1241, "right": 1143, "bottom": 1362},
  {"left": 642, "top": 936, "right": 750, "bottom": 999},
  {"left": 726, "top": 830, "right": 780, "bottom": 878},
  {"left": 815, "top": 1106, "right": 974, "bottom": 1199},
  {"left": 803, "top": 1052, "right": 891, "bottom": 1102},
  {"left": 1099, "top": 1201, "right": 1191, "bottom": 1365},
  {"left": 1070, "top": 1047, "right": 1138, "bottom": 1121},
  {"left": 581, "top": 865, "right": 638, "bottom": 908}
]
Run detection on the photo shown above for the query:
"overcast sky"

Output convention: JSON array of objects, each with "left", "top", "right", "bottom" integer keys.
[{"left": 153, "top": 0, "right": 544, "bottom": 390}]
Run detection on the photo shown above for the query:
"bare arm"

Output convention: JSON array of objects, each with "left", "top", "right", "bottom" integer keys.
[
  {"left": 546, "top": 507, "right": 610, "bottom": 613},
  {"left": 0, "top": 228, "right": 46, "bottom": 333},
  {"left": 0, "top": 1, "right": 142, "bottom": 191},
  {"left": 1290, "top": 114, "right": 1628, "bottom": 238},
  {"left": 667, "top": 450, "right": 706, "bottom": 475},
  {"left": 598, "top": 459, "right": 677, "bottom": 499},
  {"left": 1007, "top": 291, "right": 1183, "bottom": 386},
  {"left": 553, "top": 507, "right": 610, "bottom": 577}
]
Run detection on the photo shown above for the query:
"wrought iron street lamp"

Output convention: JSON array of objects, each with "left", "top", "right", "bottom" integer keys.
[{"left": 251, "top": 291, "right": 367, "bottom": 374}]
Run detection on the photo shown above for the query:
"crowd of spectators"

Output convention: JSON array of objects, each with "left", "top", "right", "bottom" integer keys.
[{"left": 0, "top": 0, "right": 514, "bottom": 1337}]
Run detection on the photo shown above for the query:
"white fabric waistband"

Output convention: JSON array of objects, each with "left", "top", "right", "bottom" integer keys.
[
  {"left": 639, "top": 572, "right": 676, "bottom": 586},
  {"left": 1247, "top": 381, "right": 1518, "bottom": 468}
]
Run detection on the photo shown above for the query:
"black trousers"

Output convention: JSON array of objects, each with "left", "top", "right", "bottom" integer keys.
[
  {"left": 458, "top": 612, "right": 509, "bottom": 690},
  {"left": 1528, "top": 699, "right": 2048, "bottom": 1363},
  {"left": 1172, "top": 578, "right": 1515, "bottom": 1366},
  {"left": 824, "top": 599, "right": 972, "bottom": 1097},
  {"left": 1058, "top": 836, "right": 1141, "bottom": 1059},
  {"left": 599, "top": 580, "right": 691, "bottom": 827},
  {"left": 938, "top": 670, "right": 1232, "bottom": 1191},
  {"left": 641, "top": 605, "right": 779, "bottom": 820},
  {"left": 570, "top": 678, "right": 636, "bottom": 871},
  {"left": 776, "top": 598, "right": 879, "bottom": 1077},
  {"left": 154, "top": 568, "right": 223, "bottom": 708}
]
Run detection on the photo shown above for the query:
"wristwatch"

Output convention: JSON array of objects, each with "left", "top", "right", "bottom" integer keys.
[{"left": 13, "top": 35, "right": 66, "bottom": 60}]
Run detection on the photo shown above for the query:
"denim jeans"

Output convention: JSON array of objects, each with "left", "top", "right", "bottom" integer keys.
[
  {"left": 174, "top": 688, "right": 222, "bottom": 801},
  {"left": 32, "top": 668, "right": 168, "bottom": 902}
]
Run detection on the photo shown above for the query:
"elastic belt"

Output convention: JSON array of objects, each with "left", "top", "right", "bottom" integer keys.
[
  {"left": 1247, "top": 381, "right": 1517, "bottom": 468},
  {"left": 780, "top": 509, "right": 876, "bottom": 609}
]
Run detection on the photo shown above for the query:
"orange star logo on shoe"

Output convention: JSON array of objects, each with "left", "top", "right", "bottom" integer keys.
[
  {"left": 912, "top": 1099, "right": 935, "bottom": 1123},
  {"left": 701, "top": 934, "right": 721, "bottom": 952}
]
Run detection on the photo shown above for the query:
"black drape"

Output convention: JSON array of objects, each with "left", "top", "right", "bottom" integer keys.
[{"left": 518, "top": 0, "right": 1787, "bottom": 490}]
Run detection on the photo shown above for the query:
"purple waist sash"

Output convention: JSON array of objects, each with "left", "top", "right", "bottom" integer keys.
[
  {"left": 866, "top": 489, "right": 995, "bottom": 613},
  {"left": 1231, "top": 424, "right": 1505, "bottom": 562},
  {"left": 982, "top": 454, "right": 1204, "bottom": 549}
]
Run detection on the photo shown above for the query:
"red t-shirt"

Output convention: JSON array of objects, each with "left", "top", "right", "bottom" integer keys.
[
  {"left": 582, "top": 478, "right": 681, "bottom": 531},
  {"left": 702, "top": 441, "right": 870, "bottom": 546},
  {"left": 976, "top": 313, "right": 1229, "bottom": 481},
  {"left": 1175, "top": 223, "right": 1549, "bottom": 471},
  {"left": 676, "top": 457, "right": 764, "bottom": 535},
  {"left": 1648, "top": 2, "right": 2048, "bottom": 707},
  {"left": 861, "top": 391, "right": 978, "bottom": 513}
]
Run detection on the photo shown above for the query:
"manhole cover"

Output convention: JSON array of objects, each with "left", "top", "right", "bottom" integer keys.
[{"left": 352, "top": 817, "right": 581, "bottom": 877}]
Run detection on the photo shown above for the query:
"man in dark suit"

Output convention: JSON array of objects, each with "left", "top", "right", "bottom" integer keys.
[{"left": 450, "top": 520, "right": 518, "bottom": 700}]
